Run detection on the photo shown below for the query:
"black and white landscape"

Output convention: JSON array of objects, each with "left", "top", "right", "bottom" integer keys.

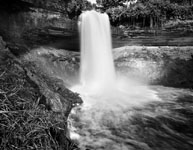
[{"left": 0, "top": 0, "right": 193, "bottom": 150}]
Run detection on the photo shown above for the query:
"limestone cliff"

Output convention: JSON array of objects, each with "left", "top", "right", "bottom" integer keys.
[{"left": 0, "top": 0, "right": 79, "bottom": 55}]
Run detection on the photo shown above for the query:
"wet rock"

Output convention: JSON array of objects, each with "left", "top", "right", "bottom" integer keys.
[
  {"left": 22, "top": 61, "right": 82, "bottom": 116},
  {"left": 114, "top": 46, "right": 193, "bottom": 88},
  {"left": 21, "top": 47, "right": 82, "bottom": 116}
]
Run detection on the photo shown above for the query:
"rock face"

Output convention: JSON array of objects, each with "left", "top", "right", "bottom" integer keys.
[
  {"left": 21, "top": 47, "right": 82, "bottom": 114},
  {"left": 0, "top": 0, "right": 78, "bottom": 55},
  {"left": 114, "top": 46, "right": 193, "bottom": 88}
]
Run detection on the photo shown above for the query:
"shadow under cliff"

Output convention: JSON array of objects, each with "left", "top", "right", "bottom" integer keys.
[
  {"left": 0, "top": 0, "right": 79, "bottom": 56},
  {"left": 156, "top": 55, "right": 193, "bottom": 89},
  {"left": 114, "top": 46, "right": 193, "bottom": 89}
]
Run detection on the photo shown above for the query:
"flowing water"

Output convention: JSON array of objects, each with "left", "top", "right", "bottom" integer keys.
[
  {"left": 22, "top": 10, "right": 193, "bottom": 150},
  {"left": 22, "top": 46, "right": 193, "bottom": 150},
  {"left": 71, "top": 10, "right": 159, "bottom": 105},
  {"left": 68, "top": 10, "right": 174, "bottom": 149},
  {"left": 77, "top": 10, "right": 116, "bottom": 95},
  {"left": 69, "top": 86, "right": 193, "bottom": 150}
]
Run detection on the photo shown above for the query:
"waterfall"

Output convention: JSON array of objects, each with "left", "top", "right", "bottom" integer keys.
[
  {"left": 79, "top": 10, "right": 115, "bottom": 94},
  {"left": 69, "top": 10, "right": 160, "bottom": 148},
  {"left": 71, "top": 10, "right": 159, "bottom": 107}
]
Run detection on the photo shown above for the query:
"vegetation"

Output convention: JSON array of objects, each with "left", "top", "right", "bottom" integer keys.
[
  {"left": 2, "top": 0, "right": 192, "bottom": 28},
  {"left": 98, "top": 0, "right": 193, "bottom": 27},
  {"left": 0, "top": 53, "right": 77, "bottom": 149},
  {"left": 65, "top": 0, "right": 193, "bottom": 28},
  {"left": 65, "top": 0, "right": 92, "bottom": 19}
]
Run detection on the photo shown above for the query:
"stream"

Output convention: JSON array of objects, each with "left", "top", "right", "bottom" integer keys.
[
  {"left": 22, "top": 47, "right": 193, "bottom": 150},
  {"left": 69, "top": 86, "right": 193, "bottom": 150}
]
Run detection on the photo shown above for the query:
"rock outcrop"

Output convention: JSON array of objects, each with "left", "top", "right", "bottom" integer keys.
[
  {"left": 114, "top": 46, "right": 193, "bottom": 88},
  {"left": 0, "top": 0, "right": 79, "bottom": 55}
]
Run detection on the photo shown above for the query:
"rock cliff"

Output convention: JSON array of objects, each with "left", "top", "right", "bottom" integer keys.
[{"left": 0, "top": 0, "right": 79, "bottom": 55}]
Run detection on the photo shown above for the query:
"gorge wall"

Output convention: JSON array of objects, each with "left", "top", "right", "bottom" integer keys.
[{"left": 0, "top": 0, "right": 78, "bottom": 55}]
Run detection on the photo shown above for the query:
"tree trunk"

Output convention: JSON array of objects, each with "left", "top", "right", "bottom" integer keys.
[
  {"left": 143, "top": 17, "right": 145, "bottom": 27},
  {"left": 150, "top": 16, "right": 153, "bottom": 28}
]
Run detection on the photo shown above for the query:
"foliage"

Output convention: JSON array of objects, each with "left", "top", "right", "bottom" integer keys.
[
  {"left": 98, "top": 0, "right": 193, "bottom": 27},
  {"left": 66, "top": 0, "right": 92, "bottom": 19},
  {"left": 63, "top": 0, "right": 193, "bottom": 27}
]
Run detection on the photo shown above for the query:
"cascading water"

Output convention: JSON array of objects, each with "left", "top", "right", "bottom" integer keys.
[
  {"left": 20, "top": 9, "right": 193, "bottom": 150},
  {"left": 79, "top": 10, "right": 115, "bottom": 94},
  {"left": 71, "top": 10, "right": 158, "bottom": 108},
  {"left": 69, "top": 10, "right": 160, "bottom": 149}
]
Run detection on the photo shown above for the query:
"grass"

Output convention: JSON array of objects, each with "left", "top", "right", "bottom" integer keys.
[{"left": 0, "top": 54, "right": 78, "bottom": 149}]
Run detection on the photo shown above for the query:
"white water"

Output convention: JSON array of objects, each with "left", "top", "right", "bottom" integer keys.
[
  {"left": 87, "top": 0, "right": 96, "bottom": 4},
  {"left": 76, "top": 10, "right": 115, "bottom": 95},
  {"left": 70, "top": 10, "right": 160, "bottom": 148},
  {"left": 71, "top": 10, "right": 158, "bottom": 108}
]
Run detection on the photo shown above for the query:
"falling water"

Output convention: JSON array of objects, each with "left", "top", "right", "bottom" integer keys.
[
  {"left": 79, "top": 10, "right": 115, "bottom": 94},
  {"left": 71, "top": 10, "right": 158, "bottom": 107},
  {"left": 69, "top": 10, "right": 160, "bottom": 149}
]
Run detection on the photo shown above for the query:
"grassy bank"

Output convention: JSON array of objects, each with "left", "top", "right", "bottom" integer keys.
[{"left": 0, "top": 49, "right": 78, "bottom": 149}]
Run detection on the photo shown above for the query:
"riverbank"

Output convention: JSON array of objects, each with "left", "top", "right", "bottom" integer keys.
[{"left": 0, "top": 37, "right": 81, "bottom": 150}]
